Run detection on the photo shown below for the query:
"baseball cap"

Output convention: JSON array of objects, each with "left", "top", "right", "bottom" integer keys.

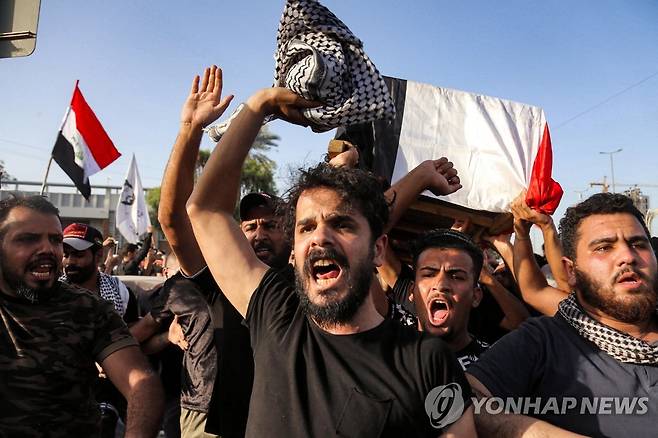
[
  {"left": 63, "top": 223, "right": 103, "bottom": 251},
  {"left": 239, "top": 193, "right": 279, "bottom": 221}
]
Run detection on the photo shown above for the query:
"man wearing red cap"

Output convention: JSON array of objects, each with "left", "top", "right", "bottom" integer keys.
[{"left": 61, "top": 222, "right": 138, "bottom": 322}]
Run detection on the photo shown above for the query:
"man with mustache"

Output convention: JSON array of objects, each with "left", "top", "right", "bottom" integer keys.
[
  {"left": 186, "top": 66, "right": 476, "bottom": 437},
  {"left": 61, "top": 222, "right": 138, "bottom": 322},
  {"left": 467, "top": 193, "right": 658, "bottom": 436},
  {"left": 0, "top": 195, "right": 163, "bottom": 437}
]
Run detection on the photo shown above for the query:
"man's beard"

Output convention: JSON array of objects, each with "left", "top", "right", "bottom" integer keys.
[
  {"left": 64, "top": 262, "right": 96, "bottom": 284},
  {"left": 0, "top": 252, "right": 58, "bottom": 303},
  {"left": 575, "top": 267, "right": 658, "bottom": 323},
  {"left": 295, "top": 246, "right": 373, "bottom": 328}
]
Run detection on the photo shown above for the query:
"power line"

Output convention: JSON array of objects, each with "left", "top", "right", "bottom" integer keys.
[{"left": 554, "top": 69, "right": 658, "bottom": 130}]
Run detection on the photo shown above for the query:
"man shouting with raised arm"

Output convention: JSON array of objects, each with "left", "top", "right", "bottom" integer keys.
[{"left": 186, "top": 66, "right": 476, "bottom": 437}]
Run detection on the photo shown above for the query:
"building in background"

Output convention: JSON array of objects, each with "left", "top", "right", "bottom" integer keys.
[
  {"left": 623, "top": 186, "right": 650, "bottom": 218},
  {"left": 0, "top": 180, "right": 165, "bottom": 250}
]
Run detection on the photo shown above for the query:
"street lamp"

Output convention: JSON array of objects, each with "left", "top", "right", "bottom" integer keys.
[{"left": 599, "top": 148, "right": 623, "bottom": 193}]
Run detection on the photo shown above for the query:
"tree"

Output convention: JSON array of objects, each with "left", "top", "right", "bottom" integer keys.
[
  {"left": 0, "top": 160, "right": 16, "bottom": 187},
  {"left": 145, "top": 186, "right": 161, "bottom": 232},
  {"left": 196, "top": 126, "right": 280, "bottom": 196},
  {"left": 147, "top": 126, "right": 280, "bottom": 230}
]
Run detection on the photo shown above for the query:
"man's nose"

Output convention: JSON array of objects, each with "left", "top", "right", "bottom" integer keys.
[{"left": 310, "top": 223, "right": 334, "bottom": 248}]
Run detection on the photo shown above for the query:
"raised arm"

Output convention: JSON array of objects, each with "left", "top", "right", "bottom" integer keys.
[
  {"left": 385, "top": 158, "right": 461, "bottom": 234},
  {"left": 187, "top": 74, "right": 318, "bottom": 316},
  {"left": 478, "top": 262, "right": 529, "bottom": 330},
  {"left": 510, "top": 194, "right": 568, "bottom": 316},
  {"left": 378, "top": 159, "right": 462, "bottom": 287},
  {"left": 511, "top": 192, "right": 570, "bottom": 291},
  {"left": 159, "top": 67, "right": 233, "bottom": 276}
]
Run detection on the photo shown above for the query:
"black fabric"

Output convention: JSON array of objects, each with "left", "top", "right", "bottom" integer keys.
[
  {"left": 391, "top": 262, "right": 418, "bottom": 317},
  {"left": 244, "top": 268, "right": 472, "bottom": 437},
  {"left": 468, "top": 314, "right": 658, "bottom": 436},
  {"left": 152, "top": 273, "right": 218, "bottom": 412},
  {"left": 52, "top": 132, "right": 91, "bottom": 199},
  {"left": 123, "top": 288, "right": 139, "bottom": 324},
  {"left": 454, "top": 337, "right": 488, "bottom": 371},
  {"left": 467, "top": 285, "right": 507, "bottom": 344},
  {"left": 333, "top": 76, "right": 407, "bottom": 182},
  {"left": 186, "top": 268, "right": 254, "bottom": 438}
]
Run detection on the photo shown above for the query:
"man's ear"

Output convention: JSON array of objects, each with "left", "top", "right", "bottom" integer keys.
[
  {"left": 372, "top": 234, "right": 388, "bottom": 268},
  {"left": 472, "top": 285, "right": 483, "bottom": 308},
  {"left": 94, "top": 249, "right": 104, "bottom": 266},
  {"left": 562, "top": 256, "right": 577, "bottom": 288},
  {"left": 408, "top": 281, "right": 415, "bottom": 303}
]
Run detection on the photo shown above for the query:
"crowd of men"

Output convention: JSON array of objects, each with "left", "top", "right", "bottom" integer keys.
[{"left": 1, "top": 65, "right": 656, "bottom": 438}]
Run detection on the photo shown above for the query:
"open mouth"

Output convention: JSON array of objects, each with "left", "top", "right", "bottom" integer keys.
[
  {"left": 28, "top": 261, "right": 56, "bottom": 282},
  {"left": 311, "top": 258, "right": 342, "bottom": 287},
  {"left": 616, "top": 271, "right": 642, "bottom": 287},
  {"left": 428, "top": 298, "right": 450, "bottom": 326}
]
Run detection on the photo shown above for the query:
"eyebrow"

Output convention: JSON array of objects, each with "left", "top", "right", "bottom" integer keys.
[
  {"left": 418, "top": 265, "right": 469, "bottom": 274},
  {"left": 588, "top": 235, "right": 649, "bottom": 246}
]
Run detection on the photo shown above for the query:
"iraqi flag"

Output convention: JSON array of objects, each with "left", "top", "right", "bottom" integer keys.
[
  {"left": 336, "top": 77, "right": 563, "bottom": 215},
  {"left": 52, "top": 82, "right": 121, "bottom": 200}
]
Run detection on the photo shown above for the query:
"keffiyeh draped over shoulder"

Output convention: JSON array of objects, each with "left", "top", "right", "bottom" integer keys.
[{"left": 207, "top": 0, "right": 395, "bottom": 141}]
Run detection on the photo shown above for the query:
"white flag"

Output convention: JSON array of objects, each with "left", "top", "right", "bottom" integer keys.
[{"left": 116, "top": 154, "right": 151, "bottom": 243}]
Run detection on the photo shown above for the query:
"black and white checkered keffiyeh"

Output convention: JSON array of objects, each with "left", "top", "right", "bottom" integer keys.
[
  {"left": 98, "top": 273, "right": 127, "bottom": 316},
  {"left": 559, "top": 293, "right": 658, "bottom": 364},
  {"left": 206, "top": 0, "right": 395, "bottom": 142},
  {"left": 60, "top": 272, "right": 127, "bottom": 316}
]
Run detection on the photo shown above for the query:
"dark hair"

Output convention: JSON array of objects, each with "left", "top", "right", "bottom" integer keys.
[
  {"left": 559, "top": 192, "right": 650, "bottom": 260},
  {"left": 282, "top": 163, "right": 389, "bottom": 243},
  {"left": 121, "top": 243, "right": 138, "bottom": 257},
  {"left": 0, "top": 195, "right": 60, "bottom": 238},
  {"left": 410, "top": 229, "right": 484, "bottom": 285}
]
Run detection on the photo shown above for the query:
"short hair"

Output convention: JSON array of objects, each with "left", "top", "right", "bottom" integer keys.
[
  {"left": 282, "top": 163, "right": 389, "bottom": 243},
  {"left": 559, "top": 192, "right": 650, "bottom": 260},
  {"left": 0, "top": 195, "right": 60, "bottom": 238},
  {"left": 121, "top": 243, "right": 138, "bottom": 257},
  {"left": 410, "top": 229, "right": 484, "bottom": 285}
]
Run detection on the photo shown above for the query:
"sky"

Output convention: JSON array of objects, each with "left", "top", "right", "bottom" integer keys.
[{"left": 1, "top": 0, "right": 657, "bottom": 231}]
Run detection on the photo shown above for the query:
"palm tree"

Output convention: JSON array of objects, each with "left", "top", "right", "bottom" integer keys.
[{"left": 196, "top": 125, "right": 280, "bottom": 196}]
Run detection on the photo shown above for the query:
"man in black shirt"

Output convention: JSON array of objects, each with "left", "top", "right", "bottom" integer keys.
[
  {"left": 468, "top": 193, "right": 658, "bottom": 436},
  {"left": 407, "top": 229, "right": 489, "bottom": 370},
  {"left": 187, "top": 66, "right": 476, "bottom": 437}
]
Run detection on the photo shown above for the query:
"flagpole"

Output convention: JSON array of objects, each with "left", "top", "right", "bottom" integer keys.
[
  {"left": 40, "top": 156, "right": 53, "bottom": 196},
  {"left": 42, "top": 81, "right": 79, "bottom": 197}
]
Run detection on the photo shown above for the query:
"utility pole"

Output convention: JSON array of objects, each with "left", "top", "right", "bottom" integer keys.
[{"left": 599, "top": 148, "right": 623, "bottom": 193}]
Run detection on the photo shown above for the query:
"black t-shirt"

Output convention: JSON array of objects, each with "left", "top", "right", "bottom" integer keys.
[
  {"left": 183, "top": 267, "right": 254, "bottom": 438},
  {"left": 455, "top": 337, "right": 488, "bottom": 371},
  {"left": 151, "top": 272, "right": 218, "bottom": 412},
  {"left": 468, "top": 314, "right": 658, "bottom": 436},
  {"left": 467, "top": 285, "right": 507, "bottom": 344},
  {"left": 392, "top": 263, "right": 417, "bottom": 317},
  {"left": 245, "top": 268, "right": 472, "bottom": 437}
]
